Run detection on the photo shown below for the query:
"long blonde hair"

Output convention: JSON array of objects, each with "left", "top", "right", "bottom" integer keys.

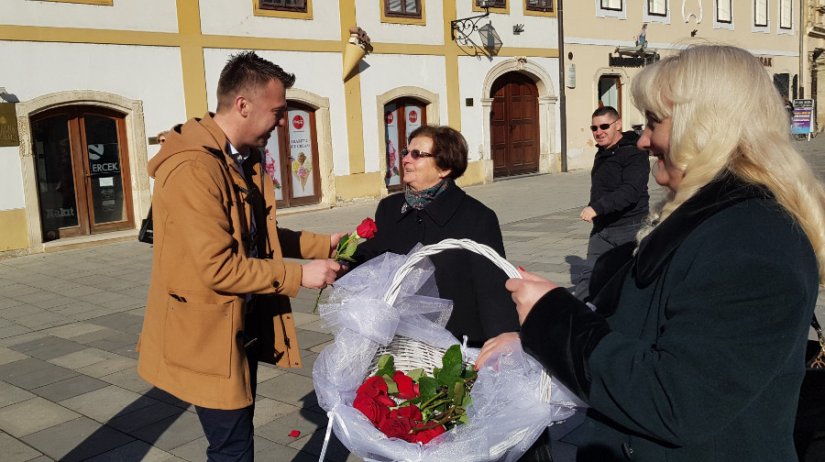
[{"left": 631, "top": 44, "right": 825, "bottom": 283}]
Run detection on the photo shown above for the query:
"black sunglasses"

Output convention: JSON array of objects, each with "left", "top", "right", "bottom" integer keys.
[
  {"left": 401, "top": 148, "right": 435, "bottom": 160},
  {"left": 590, "top": 120, "right": 618, "bottom": 132}
]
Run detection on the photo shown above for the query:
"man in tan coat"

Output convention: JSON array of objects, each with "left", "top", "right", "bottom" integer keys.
[{"left": 137, "top": 52, "right": 342, "bottom": 461}]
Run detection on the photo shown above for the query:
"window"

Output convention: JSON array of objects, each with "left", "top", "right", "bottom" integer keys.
[
  {"left": 598, "top": 75, "right": 622, "bottom": 116},
  {"left": 755, "top": 0, "right": 768, "bottom": 27},
  {"left": 384, "top": 99, "right": 426, "bottom": 190},
  {"left": 474, "top": 0, "right": 508, "bottom": 13},
  {"left": 526, "top": 0, "right": 553, "bottom": 13},
  {"left": 259, "top": 0, "right": 307, "bottom": 12},
  {"left": 480, "top": 0, "right": 506, "bottom": 6},
  {"left": 34, "top": 0, "right": 113, "bottom": 5},
  {"left": 717, "top": 0, "right": 732, "bottom": 23},
  {"left": 779, "top": 0, "right": 792, "bottom": 29},
  {"left": 264, "top": 102, "right": 322, "bottom": 207},
  {"left": 601, "top": 0, "right": 622, "bottom": 11},
  {"left": 648, "top": 0, "right": 666, "bottom": 16},
  {"left": 385, "top": 0, "right": 421, "bottom": 18}
]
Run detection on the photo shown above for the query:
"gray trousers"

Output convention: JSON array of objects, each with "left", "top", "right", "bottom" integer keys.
[{"left": 573, "top": 222, "right": 640, "bottom": 302}]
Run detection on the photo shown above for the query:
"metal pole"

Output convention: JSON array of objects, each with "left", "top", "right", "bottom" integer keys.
[{"left": 557, "top": 0, "right": 568, "bottom": 172}]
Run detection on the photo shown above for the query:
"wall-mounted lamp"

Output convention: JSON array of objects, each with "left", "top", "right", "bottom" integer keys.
[
  {"left": 0, "top": 87, "right": 20, "bottom": 103},
  {"left": 450, "top": 2, "right": 503, "bottom": 57}
]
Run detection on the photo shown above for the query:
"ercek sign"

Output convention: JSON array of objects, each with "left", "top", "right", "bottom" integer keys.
[{"left": 0, "top": 103, "right": 19, "bottom": 147}]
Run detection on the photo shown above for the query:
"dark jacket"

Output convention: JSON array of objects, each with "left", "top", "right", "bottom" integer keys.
[
  {"left": 520, "top": 174, "right": 818, "bottom": 461},
  {"left": 589, "top": 131, "right": 650, "bottom": 231},
  {"left": 353, "top": 183, "right": 519, "bottom": 346}
]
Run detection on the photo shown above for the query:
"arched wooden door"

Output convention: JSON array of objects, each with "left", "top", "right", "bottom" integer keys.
[
  {"left": 30, "top": 106, "right": 134, "bottom": 242},
  {"left": 490, "top": 72, "right": 539, "bottom": 178}
]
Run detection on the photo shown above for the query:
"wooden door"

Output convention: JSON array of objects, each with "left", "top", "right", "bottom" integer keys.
[
  {"left": 490, "top": 73, "right": 539, "bottom": 177},
  {"left": 31, "top": 107, "right": 134, "bottom": 242},
  {"left": 263, "top": 102, "right": 322, "bottom": 208}
]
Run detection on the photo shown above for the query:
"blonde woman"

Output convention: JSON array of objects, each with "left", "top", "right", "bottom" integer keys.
[{"left": 477, "top": 45, "right": 825, "bottom": 461}]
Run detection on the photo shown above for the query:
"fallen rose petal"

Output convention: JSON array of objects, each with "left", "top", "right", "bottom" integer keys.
[{"left": 288, "top": 429, "right": 301, "bottom": 438}]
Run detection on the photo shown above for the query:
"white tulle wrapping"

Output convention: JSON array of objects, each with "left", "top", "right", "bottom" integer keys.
[{"left": 312, "top": 246, "right": 584, "bottom": 462}]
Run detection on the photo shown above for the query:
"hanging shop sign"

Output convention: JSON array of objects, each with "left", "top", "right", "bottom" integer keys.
[{"left": 0, "top": 103, "right": 19, "bottom": 147}]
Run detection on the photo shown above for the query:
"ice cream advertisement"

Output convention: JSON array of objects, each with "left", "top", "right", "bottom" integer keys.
[
  {"left": 385, "top": 106, "right": 400, "bottom": 187},
  {"left": 288, "top": 110, "right": 314, "bottom": 198}
]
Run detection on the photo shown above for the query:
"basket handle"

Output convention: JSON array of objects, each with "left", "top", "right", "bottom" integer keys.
[{"left": 383, "top": 238, "right": 521, "bottom": 306}]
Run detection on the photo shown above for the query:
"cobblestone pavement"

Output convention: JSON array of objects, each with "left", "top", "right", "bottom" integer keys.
[{"left": 1, "top": 139, "right": 823, "bottom": 461}]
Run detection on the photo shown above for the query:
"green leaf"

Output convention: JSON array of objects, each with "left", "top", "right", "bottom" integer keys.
[
  {"left": 452, "top": 382, "right": 464, "bottom": 405},
  {"left": 407, "top": 368, "right": 424, "bottom": 381},
  {"left": 437, "top": 345, "right": 463, "bottom": 386},
  {"left": 418, "top": 376, "right": 438, "bottom": 399},
  {"left": 383, "top": 375, "right": 398, "bottom": 395},
  {"left": 375, "top": 354, "right": 395, "bottom": 378}
]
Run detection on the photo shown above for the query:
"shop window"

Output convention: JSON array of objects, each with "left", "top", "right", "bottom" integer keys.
[
  {"left": 648, "top": 0, "right": 666, "bottom": 16},
  {"left": 385, "top": 0, "right": 422, "bottom": 18},
  {"left": 263, "top": 102, "right": 321, "bottom": 207},
  {"left": 754, "top": 0, "right": 769, "bottom": 28},
  {"left": 715, "top": 0, "right": 733, "bottom": 25},
  {"left": 598, "top": 75, "right": 622, "bottom": 115},
  {"left": 384, "top": 98, "right": 426, "bottom": 191},
  {"left": 774, "top": 73, "right": 790, "bottom": 99},
  {"left": 779, "top": 0, "right": 792, "bottom": 29}
]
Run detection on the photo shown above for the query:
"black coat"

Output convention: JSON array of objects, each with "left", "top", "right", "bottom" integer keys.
[
  {"left": 353, "top": 184, "right": 519, "bottom": 346},
  {"left": 520, "top": 174, "right": 818, "bottom": 461},
  {"left": 589, "top": 131, "right": 650, "bottom": 231}
]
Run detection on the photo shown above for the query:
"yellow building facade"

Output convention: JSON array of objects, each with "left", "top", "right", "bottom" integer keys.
[{"left": 0, "top": 0, "right": 562, "bottom": 255}]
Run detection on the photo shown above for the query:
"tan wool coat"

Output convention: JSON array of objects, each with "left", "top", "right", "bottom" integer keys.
[{"left": 137, "top": 114, "right": 331, "bottom": 410}]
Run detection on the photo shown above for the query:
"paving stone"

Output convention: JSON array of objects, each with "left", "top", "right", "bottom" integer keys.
[
  {"left": 31, "top": 374, "right": 110, "bottom": 402},
  {"left": 0, "top": 381, "right": 36, "bottom": 408},
  {"left": 252, "top": 397, "right": 301, "bottom": 428},
  {"left": 0, "top": 358, "right": 79, "bottom": 389},
  {"left": 85, "top": 439, "right": 182, "bottom": 462},
  {"left": 255, "top": 363, "right": 286, "bottom": 382},
  {"left": 255, "top": 405, "right": 327, "bottom": 445},
  {"left": 0, "top": 331, "right": 47, "bottom": 348},
  {"left": 256, "top": 372, "right": 317, "bottom": 407},
  {"left": 286, "top": 425, "right": 355, "bottom": 462},
  {"left": 9, "top": 336, "right": 88, "bottom": 361},
  {"left": 290, "top": 351, "right": 318, "bottom": 378},
  {"left": 48, "top": 347, "right": 117, "bottom": 369},
  {"left": 130, "top": 410, "right": 204, "bottom": 452},
  {"left": 20, "top": 416, "right": 134, "bottom": 462},
  {"left": 0, "top": 297, "right": 25, "bottom": 310},
  {"left": 60, "top": 385, "right": 151, "bottom": 423},
  {"left": 108, "top": 400, "right": 187, "bottom": 434},
  {"left": 0, "top": 430, "right": 43, "bottom": 462},
  {"left": 76, "top": 355, "right": 135, "bottom": 378},
  {"left": 100, "top": 366, "right": 154, "bottom": 393},
  {"left": 0, "top": 346, "right": 28, "bottom": 365},
  {"left": 15, "top": 311, "right": 73, "bottom": 330},
  {"left": 0, "top": 397, "right": 80, "bottom": 437},
  {"left": 0, "top": 324, "right": 32, "bottom": 340},
  {"left": 296, "top": 329, "right": 333, "bottom": 350}
]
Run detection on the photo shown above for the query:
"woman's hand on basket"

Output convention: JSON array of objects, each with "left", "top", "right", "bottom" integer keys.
[
  {"left": 506, "top": 269, "right": 559, "bottom": 325},
  {"left": 475, "top": 332, "right": 521, "bottom": 370}
]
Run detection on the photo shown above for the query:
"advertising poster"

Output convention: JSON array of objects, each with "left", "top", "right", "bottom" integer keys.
[
  {"left": 288, "top": 110, "right": 314, "bottom": 198},
  {"left": 404, "top": 105, "right": 423, "bottom": 140},
  {"left": 792, "top": 99, "right": 815, "bottom": 136},
  {"left": 263, "top": 136, "right": 284, "bottom": 201},
  {"left": 385, "top": 105, "right": 401, "bottom": 187}
]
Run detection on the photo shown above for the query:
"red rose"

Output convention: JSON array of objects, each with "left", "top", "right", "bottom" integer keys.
[
  {"left": 409, "top": 423, "right": 446, "bottom": 444},
  {"left": 393, "top": 371, "right": 418, "bottom": 400},
  {"left": 356, "top": 217, "right": 377, "bottom": 239},
  {"left": 378, "top": 408, "right": 416, "bottom": 440},
  {"left": 353, "top": 394, "right": 389, "bottom": 426},
  {"left": 394, "top": 403, "right": 422, "bottom": 422},
  {"left": 356, "top": 376, "right": 388, "bottom": 399}
]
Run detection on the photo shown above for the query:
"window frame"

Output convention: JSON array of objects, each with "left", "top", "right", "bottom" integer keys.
[
  {"left": 716, "top": 0, "right": 732, "bottom": 24},
  {"left": 647, "top": 0, "right": 667, "bottom": 17},
  {"left": 778, "top": 0, "right": 792, "bottom": 30},
  {"left": 596, "top": 0, "right": 626, "bottom": 19},
  {"left": 254, "top": 0, "right": 313, "bottom": 20},
  {"left": 381, "top": 0, "right": 426, "bottom": 25},
  {"left": 600, "top": 0, "right": 623, "bottom": 12},
  {"left": 473, "top": 0, "right": 509, "bottom": 14},
  {"left": 754, "top": 0, "right": 769, "bottom": 29},
  {"left": 31, "top": 0, "right": 113, "bottom": 5},
  {"left": 525, "top": 0, "right": 554, "bottom": 16}
]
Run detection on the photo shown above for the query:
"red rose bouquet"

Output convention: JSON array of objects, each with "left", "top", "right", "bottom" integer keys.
[
  {"left": 353, "top": 344, "right": 476, "bottom": 444},
  {"left": 314, "top": 217, "right": 377, "bottom": 312}
]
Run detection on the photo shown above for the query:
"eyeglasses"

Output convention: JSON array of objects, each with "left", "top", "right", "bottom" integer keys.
[
  {"left": 401, "top": 148, "right": 435, "bottom": 160},
  {"left": 590, "top": 120, "right": 619, "bottom": 132}
]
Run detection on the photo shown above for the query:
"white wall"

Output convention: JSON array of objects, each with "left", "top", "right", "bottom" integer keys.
[
  {"left": 355, "top": 0, "right": 445, "bottom": 45},
  {"left": 358, "top": 54, "right": 448, "bottom": 172},
  {"left": 0, "top": 0, "right": 178, "bottom": 32},
  {"left": 199, "top": 0, "right": 340, "bottom": 40},
  {"left": 203, "top": 48, "right": 350, "bottom": 175}
]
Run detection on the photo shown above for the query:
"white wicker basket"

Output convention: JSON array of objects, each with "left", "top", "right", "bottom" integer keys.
[{"left": 368, "top": 238, "right": 552, "bottom": 400}]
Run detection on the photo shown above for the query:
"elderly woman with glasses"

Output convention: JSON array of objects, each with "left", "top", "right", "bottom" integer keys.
[
  {"left": 352, "top": 124, "right": 521, "bottom": 350},
  {"left": 477, "top": 44, "right": 825, "bottom": 462}
]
